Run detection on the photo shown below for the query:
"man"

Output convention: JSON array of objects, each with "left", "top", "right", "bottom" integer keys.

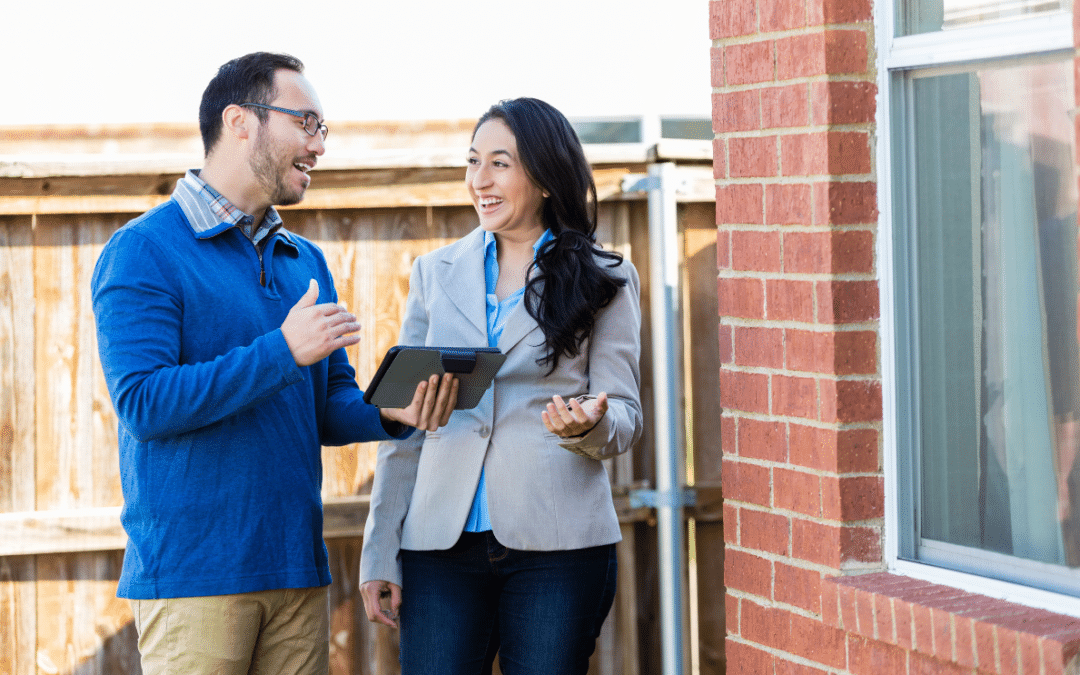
[{"left": 91, "top": 52, "right": 456, "bottom": 675}]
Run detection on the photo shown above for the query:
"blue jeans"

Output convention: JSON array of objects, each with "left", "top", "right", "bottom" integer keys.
[{"left": 399, "top": 531, "right": 617, "bottom": 675}]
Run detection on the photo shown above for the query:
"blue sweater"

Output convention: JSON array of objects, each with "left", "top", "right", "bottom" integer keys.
[{"left": 92, "top": 198, "right": 406, "bottom": 599}]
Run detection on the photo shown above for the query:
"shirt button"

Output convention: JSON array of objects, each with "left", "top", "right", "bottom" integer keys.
[{"left": 478, "top": 425, "right": 491, "bottom": 438}]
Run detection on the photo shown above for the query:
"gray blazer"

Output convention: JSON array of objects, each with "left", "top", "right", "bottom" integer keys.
[{"left": 360, "top": 227, "right": 643, "bottom": 587}]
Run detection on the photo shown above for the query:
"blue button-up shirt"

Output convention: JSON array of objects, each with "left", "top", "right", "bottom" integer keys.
[{"left": 463, "top": 228, "right": 554, "bottom": 532}]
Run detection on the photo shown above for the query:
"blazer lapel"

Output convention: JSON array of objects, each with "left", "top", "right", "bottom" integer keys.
[
  {"left": 497, "top": 283, "right": 542, "bottom": 354},
  {"left": 434, "top": 228, "right": 488, "bottom": 340}
]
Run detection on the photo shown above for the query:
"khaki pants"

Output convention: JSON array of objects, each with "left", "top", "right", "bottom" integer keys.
[{"left": 131, "top": 587, "right": 329, "bottom": 675}]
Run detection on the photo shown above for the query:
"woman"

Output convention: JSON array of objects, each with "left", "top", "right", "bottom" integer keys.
[{"left": 359, "top": 97, "right": 642, "bottom": 675}]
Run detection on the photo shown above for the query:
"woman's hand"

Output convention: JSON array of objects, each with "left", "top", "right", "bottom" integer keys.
[
  {"left": 360, "top": 579, "right": 402, "bottom": 628},
  {"left": 542, "top": 392, "right": 608, "bottom": 438},
  {"left": 381, "top": 373, "right": 459, "bottom": 432}
]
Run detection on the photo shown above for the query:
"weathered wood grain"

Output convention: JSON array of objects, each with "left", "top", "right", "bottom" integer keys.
[{"left": 0, "top": 216, "right": 35, "bottom": 516}]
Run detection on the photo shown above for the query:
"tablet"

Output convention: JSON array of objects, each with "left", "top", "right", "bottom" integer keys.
[{"left": 362, "top": 346, "right": 506, "bottom": 410}]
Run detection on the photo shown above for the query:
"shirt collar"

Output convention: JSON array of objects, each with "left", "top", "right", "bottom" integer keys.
[
  {"left": 173, "top": 169, "right": 284, "bottom": 240},
  {"left": 482, "top": 228, "right": 554, "bottom": 258}
]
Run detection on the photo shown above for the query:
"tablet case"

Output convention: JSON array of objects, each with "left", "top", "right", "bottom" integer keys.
[{"left": 363, "top": 346, "right": 506, "bottom": 410}]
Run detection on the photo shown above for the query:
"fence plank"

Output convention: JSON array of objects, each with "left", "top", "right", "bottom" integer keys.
[{"left": 0, "top": 216, "right": 36, "bottom": 516}]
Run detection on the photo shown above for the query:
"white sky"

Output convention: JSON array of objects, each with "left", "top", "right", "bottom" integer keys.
[{"left": 5, "top": 0, "right": 711, "bottom": 126}]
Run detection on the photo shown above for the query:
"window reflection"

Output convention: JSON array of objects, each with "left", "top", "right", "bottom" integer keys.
[{"left": 910, "top": 58, "right": 1080, "bottom": 581}]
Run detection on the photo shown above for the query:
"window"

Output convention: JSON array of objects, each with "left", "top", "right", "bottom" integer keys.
[{"left": 883, "top": 0, "right": 1080, "bottom": 599}]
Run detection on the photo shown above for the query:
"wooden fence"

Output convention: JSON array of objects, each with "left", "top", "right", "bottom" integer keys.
[{"left": 0, "top": 142, "right": 722, "bottom": 675}]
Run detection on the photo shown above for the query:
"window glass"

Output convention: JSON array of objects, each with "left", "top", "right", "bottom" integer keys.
[
  {"left": 901, "top": 57, "right": 1080, "bottom": 592},
  {"left": 901, "top": 0, "right": 1070, "bottom": 34}
]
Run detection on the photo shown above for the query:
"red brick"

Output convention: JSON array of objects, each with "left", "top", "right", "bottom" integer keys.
[
  {"left": 741, "top": 508, "right": 791, "bottom": 555},
  {"left": 712, "top": 0, "right": 757, "bottom": 38},
  {"left": 954, "top": 615, "right": 976, "bottom": 669},
  {"left": 731, "top": 230, "right": 782, "bottom": 271},
  {"left": 829, "top": 132, "right": 872, "bottom": 174},
  {"left": 822, "top": 475, "right": 884, "bottom": 521},
  {"left": 790, "top": 611, "right": 847, "bottom": 667},
  {"left": 776, "top": 562, "right": 821, "bottom": 614},
  {"left": 716, "top": 228, "right": 731, "bottom": 269},
  {"left": 789, "top": 425, "right": 878, "bottom": 473},
  {"left": 714, "top": 90, "right": 761, "bottom": 133},
  {"left": 762, "top": 0, "right": 807, "bottom": 31},
  {"left": 782, "top": 133, "right": 829, "bottom": 176},
  {"left": 999, "top": 628, "right": 1020, "bottom": 675},
  {"left": 837, "top": 427, "right": 879, "bottom": 472},
  {"left": 766, "top": 183, "right": 813, "bottom": 225},
  {"left": 725, "top": 548, "right": 773, "bottom": 599},
  {"left": 838, "top": 582, "right": 858, "bottom": 631},
  {"left": 742, "top": 599, "right": 792, "bottom": 650},
  {"left": 840, "top": 525, "right": 882, "bottom": 564},
  {"left": 725, "top": 637, "right": 774, "bottom": 675},
  {"left": 817, "top": 279, "right": 880, "bottom": 323},
  {"left": 786, "top": 329, "right": 876, "bottom": 376},
  {"left": 875, "top": 593, "right": 895, "bottom": 644},
  {"left": 773, "top": 374, "right": 819, "bottom": 419},
  {"left": 786, "top": 329, "right": 830, "bottom": 374},
  {"left": 912, "top": 602, "right": 934, "bottom": 654},
  {"left": 713, "top": 138, "right": 727, "bottom": 179},
  {"left": 725, "top": 503, "right": 740, "bottom": 544},
  {"left": 808, "top": 0, "right": 873, "bottom": 24},
  {"left": 711, "top": 46, "right": 725, "bottom": 88},
  {"left": 722, "top": 457, "right": 771, "bottom": 507},
  {"left": 793, "top": 518, "right": 841, "bottom": 568},
  {"left": 719, "top": 323, "right": 734, "bottom": 364},
  {"left": 1020, "top": 633, "right": 1041, "bottom": 675},
  {"left": 763, "top": 84, "right": 810, "bottom": 129},
  {"left": 776, "top": 31, "right": 869, "bottom": 79},
  {"left": 833, "top": 330, "right": 877, "bottom": 375},
  {"left": 812, "top": 80, "right": 877, "bottom": 125},
  {"left": 737, "top": 416, "right": 788, "bottom": 462},
  {"left": 727, "top": 40, "right": 775, "bottom": 86},
  {"left": 774, "top": 658, "right": 829, "bottom": 675},
  {"left": 718, "top": 183, "right": 765, "bottom": 224},
  {"left": 721, "top": 415, "right": 736, "bottom": 459},
  {"left": 896, "top": 599, "right": 915, "bottom": 650},
  {"left": 931, "top": 607, "right": 955, "bottom": 661},
  {"left": 784, "top": 229, "right": 875, "bottom": 276},
  {"left": 720, "top": 369, "right": 770, "bottom": 415},
  {"left": 821, "top": 578, "right": 841, "bottom": 628},
  {"left": 848, "top": 635, "right": 906, "bottom": 675},
  {"left": 820, "top": 378, "right": 882, "bottom": 424},
  {"left": 774, "top": 467, "right": 822, "bottom": 516},
  {"left": 727, "top": 594, "right": 741, "bottom": 637},
  {"left": 974, "top": 620, "right": 997, "bottom": 671},
  {"left": 909, "top": 652, "right": 970, "bottom": 675},
  {"left": 718, "top": 276, "right": 765, "bottom": 319},
  {"left": 730, "top": 136, "right": 779, "bottom": 178},
  {"left": 814, "top": 180, "right": 878, "bottom": 225},
  {"left": 767, "top": 279, "right": 815, "bottom": 322},
  {"left": 855, "top": 588, "right": 875, "bottom": 638}
]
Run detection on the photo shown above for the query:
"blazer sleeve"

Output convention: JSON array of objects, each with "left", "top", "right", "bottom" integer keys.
[
  {"left": 360, "top": 257, "right": 429, "bottom": 587},
  {"left": 557, "top": 259, "right": 644, "bottom": 460}
]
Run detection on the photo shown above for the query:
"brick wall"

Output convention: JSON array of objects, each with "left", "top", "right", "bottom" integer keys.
[{"left": 709, "top": 0, "right": 1080, "bottom": 672}]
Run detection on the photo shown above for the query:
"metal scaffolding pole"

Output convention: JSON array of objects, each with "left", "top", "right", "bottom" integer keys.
[{"left": 646, "top": 161, "right": 688, "bottom": 675}]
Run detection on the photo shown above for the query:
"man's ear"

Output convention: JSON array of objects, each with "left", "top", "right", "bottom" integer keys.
[{"left": 222, "top": 104, "right": 251, "bottom": 140}]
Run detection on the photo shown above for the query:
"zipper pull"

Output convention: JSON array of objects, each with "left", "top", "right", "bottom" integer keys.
[{"left": 260, "top": 269, "right": 266, "bottom": 286}]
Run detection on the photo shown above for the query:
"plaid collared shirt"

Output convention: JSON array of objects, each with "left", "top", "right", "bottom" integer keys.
[{"left": 172, "top": 169, "right": 283, "bottom": 248}]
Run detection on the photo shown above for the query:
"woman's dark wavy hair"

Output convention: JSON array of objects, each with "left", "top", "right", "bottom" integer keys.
[
  {"left": 198, "top": 52, "right": 304, "bottom": 157},
  {"left": 474, "top": 97, "right": 627, "bottom": 374}
]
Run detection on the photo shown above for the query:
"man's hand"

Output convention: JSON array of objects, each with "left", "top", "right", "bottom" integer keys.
[
  {"left": 281, "top": 279, "right": 361, "bottom": 367},
  {"left": 542, "top": 392, "right": 609, "bottom": 438},
  {"left": 381, "top": 373, "right": 459, "bottom": 432},
  {"left": 360, "top": 579, "right": 401, "bottom": 628}
]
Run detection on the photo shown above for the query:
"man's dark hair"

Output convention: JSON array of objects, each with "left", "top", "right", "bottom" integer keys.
[{"left": 199, "top": 52, "right": 304, "bottom": 157}]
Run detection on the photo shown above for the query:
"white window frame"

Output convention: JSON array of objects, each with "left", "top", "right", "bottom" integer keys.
[{"left": 875, "top": 0, "right": 1080, "bottom": 613}]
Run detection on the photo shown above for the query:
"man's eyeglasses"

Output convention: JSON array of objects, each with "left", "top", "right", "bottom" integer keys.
[{"left": 241, "top": 103, "right": 328, "bottom": 140}]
